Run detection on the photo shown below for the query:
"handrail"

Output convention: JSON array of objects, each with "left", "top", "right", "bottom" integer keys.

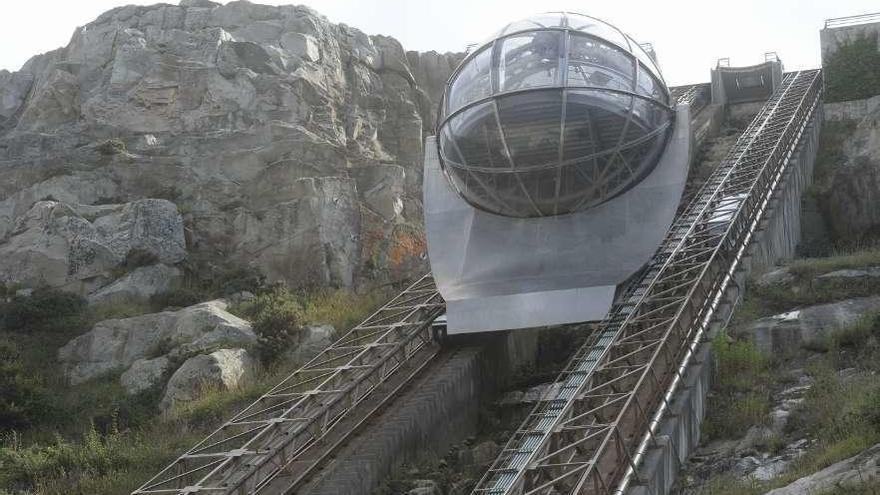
[{"left": 825, "top": 12, "right": 880, "bottom": 29}]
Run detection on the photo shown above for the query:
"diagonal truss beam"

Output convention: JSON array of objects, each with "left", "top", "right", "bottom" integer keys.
[
  {"left": 133, "top": 274, "right": 444, "bottom": 495},
  {"left": 472, "top": 69, "right": 823, "bottom": 495}
]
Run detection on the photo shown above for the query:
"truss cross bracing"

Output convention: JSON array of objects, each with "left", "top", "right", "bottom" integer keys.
[{"left": 471, "top": 69, "right": 822, "bottom": 495}]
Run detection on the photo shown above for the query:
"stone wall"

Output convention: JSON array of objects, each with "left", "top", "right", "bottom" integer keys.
[
  {"left": 824, "top": 95, "right": 880, "bottom": 121},
  {"left": 820, "top": 21, "right": 880, "bottom": 63}
]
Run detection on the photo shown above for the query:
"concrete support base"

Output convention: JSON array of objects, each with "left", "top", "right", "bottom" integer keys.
[{"left": 300, "top": 330, "right": 539, "bottom": 495}]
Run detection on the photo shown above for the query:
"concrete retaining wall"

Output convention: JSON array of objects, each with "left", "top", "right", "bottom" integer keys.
[
  {"left": 302, "top": 330, "right": 538, "bottom": 495},
  {"left": 625, "top": 109, "right": 823, "bottom": 495},
  {"left": 824, "top": 95, "right": 880, "bottom": 121},
  {"left": 820, "top": 21, "right": 880, "bottom": 64}
]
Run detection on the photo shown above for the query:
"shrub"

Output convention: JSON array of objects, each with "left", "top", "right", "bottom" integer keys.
[
  {"left": 0, "top": 288, "right": 86, "bottom": 332},
  {"left": 239, "top": 287, "right": 303, "bottom": 362},
  {"left": 824, "top": 34, "right": 880, "bottom": 103},
  {"left": 0, "top": 340, "right": 52, "bottom": 430}
]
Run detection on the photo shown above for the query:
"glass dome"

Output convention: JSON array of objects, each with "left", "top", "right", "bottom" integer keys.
[{"left": 437, "top": 12, "right": 674, "bottom": 218}]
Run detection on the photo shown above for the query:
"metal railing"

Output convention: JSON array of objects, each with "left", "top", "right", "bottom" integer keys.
[
  {"left": 825, "top": 12, "right": 880, "bottom": 29},
  {"left": 670, "top": 83, "right": 710, "bottom": 116},
  {"left": 471, "top": 69, "right": 823, "bottom": 495},
  {"left": 133, "top": 274, "right": 444, "bottom": 494}
]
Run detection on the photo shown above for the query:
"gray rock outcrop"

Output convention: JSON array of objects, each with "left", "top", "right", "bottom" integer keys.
[
  {"left": 0, "top": 198, "right": 184, "bottom": 293},
  {"left": 160, "top": 347, "right": 256, "bottom": 410},
  {"left": 827, "top": 105, "right": 880, "bottom": 239},
  {"left": 765, "top": 443, "right": 880, "bottom": 494},
  {"left": 87, "top": 264, "right": 183, "bottom": 305},
  {"left": 735, "top": 296, "right": 880, "bottom": 354},
  {"left": 0, "top": 1, "right": 464, "bottom": 289},
  {"left": 285, "top": 323, "right": 334, "bottom": 363},
  {"left": 120, "top": 356, "right": 172, "bottom": 395},
  {"left": 58, "top": 299, "right": 254, "bottom": 384}
]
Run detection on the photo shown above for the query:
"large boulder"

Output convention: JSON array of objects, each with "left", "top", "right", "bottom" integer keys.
[
  {"left": 87, "top": 264, "right": 182, "bottom": 306},
  {"left": 160, "top": 348, "right": 256, "bottom": 410},
  {"left": 0, "top": 199, "right": 185, "bottom": 293},
  {"left": 120, "top": 356, "right": 171, "bottom": 395},
  {"left": 58, "top": 300, "right": 255, "bottom": 384}
]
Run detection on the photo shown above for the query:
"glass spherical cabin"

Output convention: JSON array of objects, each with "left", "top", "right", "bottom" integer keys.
[{"left": 437, "top": 12, "right": 674, "bottom": 218}]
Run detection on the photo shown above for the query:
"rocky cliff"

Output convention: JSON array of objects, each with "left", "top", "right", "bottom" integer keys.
[{"left": 0, "top": 0, "right": 463, "bottom": 296}]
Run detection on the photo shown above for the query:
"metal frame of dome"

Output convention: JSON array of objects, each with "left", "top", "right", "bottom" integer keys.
[{"left": 435, "top": 12, "right": 674, "bottom": 217}]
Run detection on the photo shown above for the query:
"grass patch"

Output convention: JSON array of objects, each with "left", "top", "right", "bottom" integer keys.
[
  {"left": 0, "top": 422, "right": 202, "bottom": 495},
  {"left": 300, "top": 287, "right": 386, "bottom": 332},
  {"left": 739, "top": 247, "right": 880, "bottom": 319},
  {"left": 703, "top": 334, "right": 775, "bottom": 441}
]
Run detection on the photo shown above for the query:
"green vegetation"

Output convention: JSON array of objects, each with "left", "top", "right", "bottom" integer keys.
[
  {"left": 0, "top": 271, "right": 388, "bottom": 494},
  {"left": 1, "top": 288, "right": 86, "bottom": 333},
  {"left": 235, "top": 286, "right": 303, "bottom": 362},
  {"left": 703, "top": 334, "right": 775, "bottom": 440},
  {"left": 733, "top": 247, "right": 880, "bottom": 322},
  {"left": 0, "top": 339, "right": 52, "bottom": 430},
  {"left": 693, "top": 249, "right": 880, "bottom": 494},
  {"left": 824, "top": 34, "right": 880, "bottom": 103}
]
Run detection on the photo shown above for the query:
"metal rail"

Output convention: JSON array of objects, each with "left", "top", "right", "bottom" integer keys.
[
  {"left": 133, "top": 274, "right": 444, "bottom": 494},
  {"left": 670, "top": 84, "right": 710, "bottom": 117},
  {"left": 471, "top": 69, "right": 823, "bottom": 495},
  {"left": 824, "top": 12, "right": 880, "bottom": 29}
]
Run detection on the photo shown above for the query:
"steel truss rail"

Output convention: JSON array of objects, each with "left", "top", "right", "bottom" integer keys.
[
  {"left": 133, "top": 274, "right": 444, "bottom": 494},
  {"left": 670, "top": 84, "right": 710, "bottom": 116},
  {"left": 472, "top": 69, "right": 823, "bottom": 495},
  {"left": 133, "top": 87, "right": 709, "bottom": 495}
]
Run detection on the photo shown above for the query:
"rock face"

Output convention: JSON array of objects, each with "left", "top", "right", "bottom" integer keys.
[
  {"left": 765, "top": 443, "right": 880, "bottom": 494},
  {"left": 58, "top": 299, "right": 254, "bottom": 384},
  {"left": 0, "top": 198, "right": 184, "bottom": 293},
  {"left": 160, "top": 348, "right": 256, "bottom": 410},
  {"left": 734, "top": 296, "right": 880, "bottom": 354},
  {"left": 120, "top": 356, "right": 172, "bottom": 394},
  {"left": 87, "top": 264, "right": 183, "bottom": 305},
  {"left": 0, "top": 1, "right": 463, "bottom": 289},
  {"left": 827, "top": 106, "right": 880, "bottom": 239}
]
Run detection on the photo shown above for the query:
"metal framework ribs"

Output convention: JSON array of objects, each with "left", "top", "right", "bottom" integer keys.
[
  {"left": 133, "top": 274, "right": 444, "bottom": 495},
  {"left": 472, "top": 69, "right": 822, "bottom": 495},
  {"left": 670, "top": 83, "right": 710, "bottom": 116}
]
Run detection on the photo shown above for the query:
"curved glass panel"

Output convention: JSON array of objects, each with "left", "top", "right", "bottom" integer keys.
[
  {"left": 446, "top": 46, "right": 493, "bottom": 117},
  {"left": 497, "top": 31, "right": 563, "bottom": 92},
  {"left": 529, "top": 13, "right": 567, "bottom": 29},
  {"left": 497, "top": 91, "right": 563, "bottom": 168},
  {"left": 438, "top": 13, "right": 673, "bottom": 218},
  {"left": 564, "top": 13, "right": 629, "bottom": 50},
  {"left": 567, "top": 34, "right": 635, "bottom": 91},
  {"left": 495, "top": 19, "right": 544, "bottom": 37},
  {"left": 636, "top": 65, "right": 665, "bottom": 102},
  {"left": 444, "top": 101, "right": 508, "bottom": 169},
  {"left": 628, "top": 35, "right": 663, "bottom": 82}
]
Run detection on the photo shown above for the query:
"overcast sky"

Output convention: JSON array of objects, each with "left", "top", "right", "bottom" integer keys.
[{"left": 1, "top": 0, "right": 877, "bottom": 86}]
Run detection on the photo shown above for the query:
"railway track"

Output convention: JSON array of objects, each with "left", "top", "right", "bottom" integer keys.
[
  {"left": 472, "top": 68, "right": 822, "bottom": 495},
  {"left": 133, "top": 74, "right": 820, "bottom": 495}
]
